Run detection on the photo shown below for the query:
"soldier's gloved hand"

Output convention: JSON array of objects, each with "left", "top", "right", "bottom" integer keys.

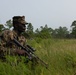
[{"left": 15, "top": 49, "right": 26, "bottom": 55}]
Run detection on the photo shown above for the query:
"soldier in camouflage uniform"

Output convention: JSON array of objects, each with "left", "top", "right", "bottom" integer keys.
[{"left": 0, "top": 16, "right": 28, "bottom": 59}]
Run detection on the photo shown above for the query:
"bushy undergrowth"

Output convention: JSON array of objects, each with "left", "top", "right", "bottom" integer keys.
[{"left": 0, "top": 39, "right": 76, "bottom": 75}]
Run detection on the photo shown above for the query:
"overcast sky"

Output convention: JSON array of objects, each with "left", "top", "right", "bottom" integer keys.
[{"left": 0, "top": 0, "right": 76, "bottom": 30}]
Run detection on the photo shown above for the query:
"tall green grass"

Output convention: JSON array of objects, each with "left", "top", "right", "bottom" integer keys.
[{"left": 0, "top": 39, "right": 76, "bottom": 75}]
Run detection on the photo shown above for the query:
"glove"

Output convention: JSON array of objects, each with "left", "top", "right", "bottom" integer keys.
[{"left": 15, "top": 49, "right": 26, "bottom": 55}]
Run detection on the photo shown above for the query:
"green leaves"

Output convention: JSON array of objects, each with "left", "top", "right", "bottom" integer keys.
[
  {"left": 5, "top": 19, "right": 13, "bottom": 30},
  {"left": 71, "top": 21, "right": 76, "bottom": 38},
  {"left": 0, "top": 24, "right": 5, "bottom": 32}
]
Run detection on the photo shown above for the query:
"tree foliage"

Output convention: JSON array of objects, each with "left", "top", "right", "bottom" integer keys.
[
  {"left": 52, "top": 26, "right": 69, "bottom": 38},
  {"left": 26, "top": 23, "right": 34, "bottom": 38},
  {"left": 35, "top": 24, "right": 53, "bottom": 38},
  {"left": 71, "top": 21, "right": 76, "bottom": 38},
  {"left": 0, "top": 24, "right": 5, "bottom": 32},
  {"left": 5, "top": 19, "right": 13, "bottom": 30}
]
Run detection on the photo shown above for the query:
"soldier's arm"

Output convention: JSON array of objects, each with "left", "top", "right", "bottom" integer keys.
[
  {"left": 0, "top": 30, "right": 27, "bottom": 56},
  {"left": 0, "top": 30, "right": 14, "bottom": 54},
  {"left": 2, "top": 30, "right": 14, "bottom": 42}
]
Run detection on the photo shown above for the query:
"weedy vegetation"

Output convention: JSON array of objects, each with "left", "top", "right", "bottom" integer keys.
[{"left": 0, "top": 39, "right": 76, "bottom": 75}]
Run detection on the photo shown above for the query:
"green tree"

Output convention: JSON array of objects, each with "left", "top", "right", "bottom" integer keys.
[
  {"left": 35, "top": 24, "right": 53, "bottom": 39},
  {"left": 26, "top": 23, "right": 34, "bottom": 38},
  {"left": 35, "top": 28, "right": 39, "bottom": 33},
  {"left": 5, "top": 19, "right": 13, "bottom": 30},
  {"left": 71, "top": 21, "right": 76, "bottom": 38},
  {"left": 52, "top": 26, "right": 69, "bottom": 38},
  {"left": 40, "top": 25, "right": 53, "bottom": 38},
  {"left": 0, "top": 24, "right": 5, "bottom": 32}
]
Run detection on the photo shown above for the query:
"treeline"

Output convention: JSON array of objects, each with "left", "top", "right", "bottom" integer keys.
[{"left": 0, "top": 19, "right": 76, "bottom": 39}]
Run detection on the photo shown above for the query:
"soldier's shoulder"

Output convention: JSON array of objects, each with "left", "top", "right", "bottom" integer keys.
[
  {"left": 0, "top": 30, "right": 13, "bottom": 41},
  {"left": 1, "top": 30, "right": 13, "bottom": 35}
]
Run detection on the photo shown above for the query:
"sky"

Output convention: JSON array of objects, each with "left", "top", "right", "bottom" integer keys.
[{"left": 0, "top": 0, "right": 76, "bottom": 30}]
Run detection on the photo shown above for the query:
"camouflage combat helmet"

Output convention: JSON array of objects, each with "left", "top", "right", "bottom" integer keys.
[{"left": 13, "top": 16, "right": 28, "bottom": 25}]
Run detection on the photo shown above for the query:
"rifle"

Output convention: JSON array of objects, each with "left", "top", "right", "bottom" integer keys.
[{"left": 13, "top": 39, "right": 48, "bottom": 69}]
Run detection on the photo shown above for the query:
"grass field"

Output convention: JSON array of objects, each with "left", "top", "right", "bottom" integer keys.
[{"left": 0, "top": 39, "right": 76, "bottom": 75}]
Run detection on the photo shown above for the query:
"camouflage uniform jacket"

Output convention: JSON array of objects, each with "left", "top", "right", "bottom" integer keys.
[{"left": 0, "top": 30, "right": 26, "bottom": 56}]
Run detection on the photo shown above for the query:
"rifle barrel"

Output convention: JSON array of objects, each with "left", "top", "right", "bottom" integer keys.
[{"left": 13, "top": 39, "right": 48, "bottom": 68}]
